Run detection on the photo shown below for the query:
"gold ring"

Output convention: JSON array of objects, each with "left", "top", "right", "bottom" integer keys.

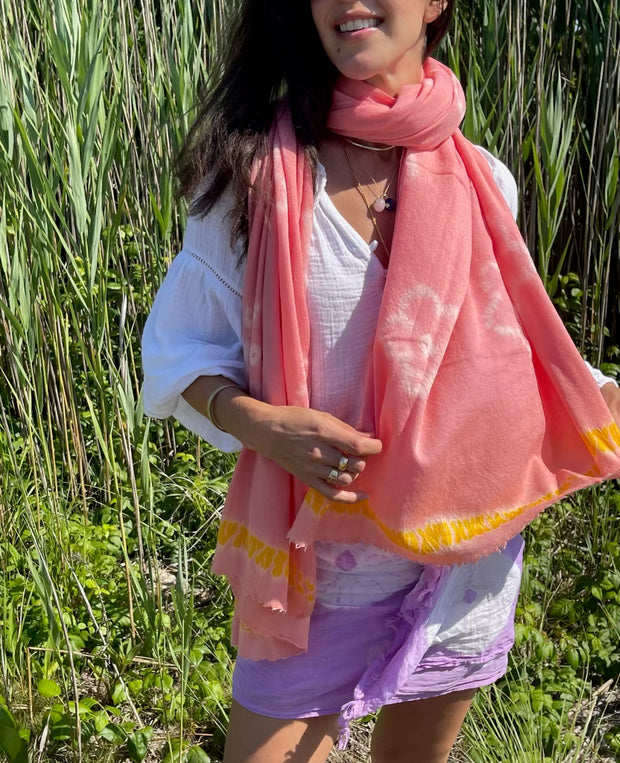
[
  {"left": 338, "top": 455, "right": 349, "bottom": 472},
  {"left": 326, "top": 469, "right": 339, "bottom": 486}
]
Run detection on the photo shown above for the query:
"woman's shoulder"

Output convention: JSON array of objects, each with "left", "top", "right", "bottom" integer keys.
[
  {"left": 474, "top": 146, "right": 519, "bottom": 220},
  {"left": 179, "top": 184, "right": 245, "bottom": 296}
]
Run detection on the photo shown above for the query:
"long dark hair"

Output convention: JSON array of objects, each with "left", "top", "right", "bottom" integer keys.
[{"left": 176, "top": 0, "right": 456, "bottom": 251}]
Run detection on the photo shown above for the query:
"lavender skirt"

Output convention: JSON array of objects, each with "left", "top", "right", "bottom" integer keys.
[{"left": 233, "top": 534, "right": 524, "bottom": 748}]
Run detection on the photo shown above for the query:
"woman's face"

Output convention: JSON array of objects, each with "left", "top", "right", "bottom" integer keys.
[{"left": 310, "top": 0, "right": 445, "bottom": 95}]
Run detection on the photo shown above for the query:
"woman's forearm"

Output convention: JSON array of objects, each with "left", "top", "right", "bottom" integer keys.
[
  {"left": 181, "top": 375, "right": 382, "bottom": 503},
  {"left": 601, "top": 382, "right": 620, "bottom": 426},
  {"left": 182, "top": 375, "right": 271, "bottom": 451}
]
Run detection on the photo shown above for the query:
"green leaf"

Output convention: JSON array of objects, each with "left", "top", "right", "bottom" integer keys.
[
  {"left": 37, "top": 679, "right": 62, "bottom": 698},
  {"left": 111, "top": 682, "right": 127, "bottom": 705},
  {"left": 127, "top": 679, "right": 143, "bottom": 694},
  {"left": 0, "top": 707, "right": 16, "bottom": 729},
  {"left": 591, "top": 585, "right": 603, "bottom": 601},
  {"left": 93, "top": 712, "right": 109, "bottom": 734},
  {"left": 68, "top": 632, "right": 86, "bottom": 650},
  {"left": 126, "top": 727, "right": 153, "bottom": 762},
  {"left": 186, "top": 746, "right": 211, "bottom": 763},
  {"left": 0, "top": 726, "right": 28, "bottom": 763},
  {"left": 99, "top": 722, "right": 128, "bottom": 744},
  {"left": 50, "top": 721, "right": 73, "bottom": 741}
]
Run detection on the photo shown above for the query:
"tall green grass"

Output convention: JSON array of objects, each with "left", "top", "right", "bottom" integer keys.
[
  {"left": 1, "top": 1, "right": 235, "bottom": 760},
  {"left": 0, "top": 0, "right": 618, "bottom": 761}
]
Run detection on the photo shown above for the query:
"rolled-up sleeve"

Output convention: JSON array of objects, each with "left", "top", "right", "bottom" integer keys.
[{"left": 142, "top": 210, "right": 246, "bottom": 452}]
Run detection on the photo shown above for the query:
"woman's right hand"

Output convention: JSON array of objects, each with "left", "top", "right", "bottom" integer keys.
[
  {"left": 247, "top": 405, "right": 383, "bottom": 503},
  {"left": 183, "top": 376, "right": 383, "bottom": 503}
]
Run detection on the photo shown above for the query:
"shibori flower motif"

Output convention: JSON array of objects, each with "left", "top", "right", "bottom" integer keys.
[
  {"left": 478, "top": 261, "right": 529, "bottom": 345},
  {"left": 493, "top": 221, "right": 539, "bottom": 283},
  {"left": 244, "top": 302, "right": 262, "bottom": 325},
  {"left": 403, "top": 153, "right": 418, "bottom": 179},
  {"left": 381, "top": 283, "right": 459, "bottom": 401},
  {"left": 248, "top": 343, "right": 262, "bottom": 368}
]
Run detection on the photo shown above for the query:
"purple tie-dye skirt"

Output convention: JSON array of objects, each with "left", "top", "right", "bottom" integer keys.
[{"left": 233, "top": 534, "right": 524, "bottom": 748}]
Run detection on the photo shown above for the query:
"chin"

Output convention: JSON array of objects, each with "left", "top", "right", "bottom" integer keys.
[{"left": 332, "top": 57, "right": 386, "bottom": 83}]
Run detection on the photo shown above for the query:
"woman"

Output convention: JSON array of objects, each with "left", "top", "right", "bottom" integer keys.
[{"left": 142, "top": 1, "right": 620, "bottom": 761}]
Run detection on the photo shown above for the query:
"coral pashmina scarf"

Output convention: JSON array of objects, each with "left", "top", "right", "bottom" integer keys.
[{"left": 212, "top": 59, "right": 620, "bottom": 660}]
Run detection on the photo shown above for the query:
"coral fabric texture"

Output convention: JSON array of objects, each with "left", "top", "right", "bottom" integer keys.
[{"left": 211, "top": 59, "right": 620, "bottom": 660}]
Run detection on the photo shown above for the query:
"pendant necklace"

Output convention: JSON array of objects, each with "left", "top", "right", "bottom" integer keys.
[
  {"left": 341, "top": 141, "right": 394, "bottom": 259},
  {"left": 341, "top": 140, "right": 399, "bottom": 213}
]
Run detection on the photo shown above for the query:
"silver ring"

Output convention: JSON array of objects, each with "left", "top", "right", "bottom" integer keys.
[
  {"left": 326, "top": 468, "right": 339, "bottom": 486},
  {"left": 338, "top": 455, "right": 349, "bottom": 472}
]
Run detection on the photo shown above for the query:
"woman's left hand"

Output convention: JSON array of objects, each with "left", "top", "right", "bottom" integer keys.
[{"left": 601, "top": 382, "right": 620, "bottom": 426}]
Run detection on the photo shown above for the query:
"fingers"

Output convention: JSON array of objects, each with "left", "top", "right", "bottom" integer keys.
[
  {"left": 322, "top": 485, "right": 368, "bottom": 504},
  {"left": 307, "top": 473, "right": 368, "bottom": 504},
  {"left": 257, "top": 406, "right": 381, "bottom": 504},
  {"left": 300, "top": 413, "right": 381, "bottom": 501},
  {"left": 323, "top": 465, "right": 355, "bottom": 487},
  {"left": 329, "top": 429, "right": 383, "bottom": 458},
  {"left": 335, "top": 452, "right": 366, "bottom": 475},
  {"left": 310, "top": 446, "right": 366, "bottom": 476},
  {"left": 310, "top": 411, "right": 382, "bottom": 457}
]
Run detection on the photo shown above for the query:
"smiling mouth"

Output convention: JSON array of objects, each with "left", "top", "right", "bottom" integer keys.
[{"left": 336, "top": 18, "right": 383, "bottom": 33}]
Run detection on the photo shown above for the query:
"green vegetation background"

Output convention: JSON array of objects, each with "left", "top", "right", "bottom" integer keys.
[{"left": 0, "top": 0, "right": 618, "bottom": 760}]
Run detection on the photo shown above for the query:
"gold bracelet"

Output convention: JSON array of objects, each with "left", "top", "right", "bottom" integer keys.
[{"left": 205, "top": 384, "right": 239, "bottom": 432}]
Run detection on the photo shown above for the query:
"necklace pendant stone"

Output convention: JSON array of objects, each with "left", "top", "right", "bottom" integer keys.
[
  {"left": 373, "top": 197, "right": 386, "bottom": 213},
  {"left": 384, "top": 197, "right": 396, "bottom": 212}
]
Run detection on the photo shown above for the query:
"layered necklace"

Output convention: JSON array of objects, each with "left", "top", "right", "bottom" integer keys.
[
  {"left": 341, "top": 137, "right": 399, "bottom": 213},
  {"left": 341, "top": 139, "right": 401, "bottom": 258}
]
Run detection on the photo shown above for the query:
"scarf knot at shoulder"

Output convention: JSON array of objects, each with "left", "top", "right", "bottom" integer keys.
[{"left": 328, "top": 58, "right": 466, "bottom": 151}]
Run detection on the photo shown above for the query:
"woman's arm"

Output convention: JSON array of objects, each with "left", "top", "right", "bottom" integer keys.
[
  {"left": 143, "top": 205, "right": 383, "bottom": 502},
  {"left": 182, "top": 374, "right": 383, "bottom": 504},
  {"left": 601, "top": 382, "right": 620, "bottom": 426}
]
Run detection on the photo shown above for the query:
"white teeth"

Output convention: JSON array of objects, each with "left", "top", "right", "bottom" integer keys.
[{"left": 337, "top": 18, "right": 380, "bottom": 33}]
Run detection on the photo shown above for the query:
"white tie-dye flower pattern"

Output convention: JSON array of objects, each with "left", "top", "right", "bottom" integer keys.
[
  {"left": 478, "top": 261, "right": 528, "bottom": 344},
  {"left": 381, "top": 284, "right": 460, "bottom": 402}
]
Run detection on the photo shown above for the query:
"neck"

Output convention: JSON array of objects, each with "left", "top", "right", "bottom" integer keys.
[{"left": 364, "top": 43, "right": 426, "bottom": 96}]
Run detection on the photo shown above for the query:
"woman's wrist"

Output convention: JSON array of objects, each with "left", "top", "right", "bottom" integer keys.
[
  {"left": 181, "top": 375, "right": 276, "bottom": 451},
  {"left": 205, "top": 383, "right": 242, "bottom": 431},
  {"left": 211, "top": 386, "right": 275, "bottom": 450}
]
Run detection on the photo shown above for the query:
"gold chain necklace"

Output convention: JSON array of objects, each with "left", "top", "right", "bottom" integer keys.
[
  {"left": 341, "top": 141, "right": 393, "bottom": 259},
  {"left": 342, "top": 140, "right": 398, "bottom": 213},
  {"left": 342, "top": 136, "right": 398, "bottom": 152}
]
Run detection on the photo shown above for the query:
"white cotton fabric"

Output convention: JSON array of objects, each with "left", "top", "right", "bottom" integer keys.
[{"left": 142, "top": 150, "right": 615, "bottom": 606}]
